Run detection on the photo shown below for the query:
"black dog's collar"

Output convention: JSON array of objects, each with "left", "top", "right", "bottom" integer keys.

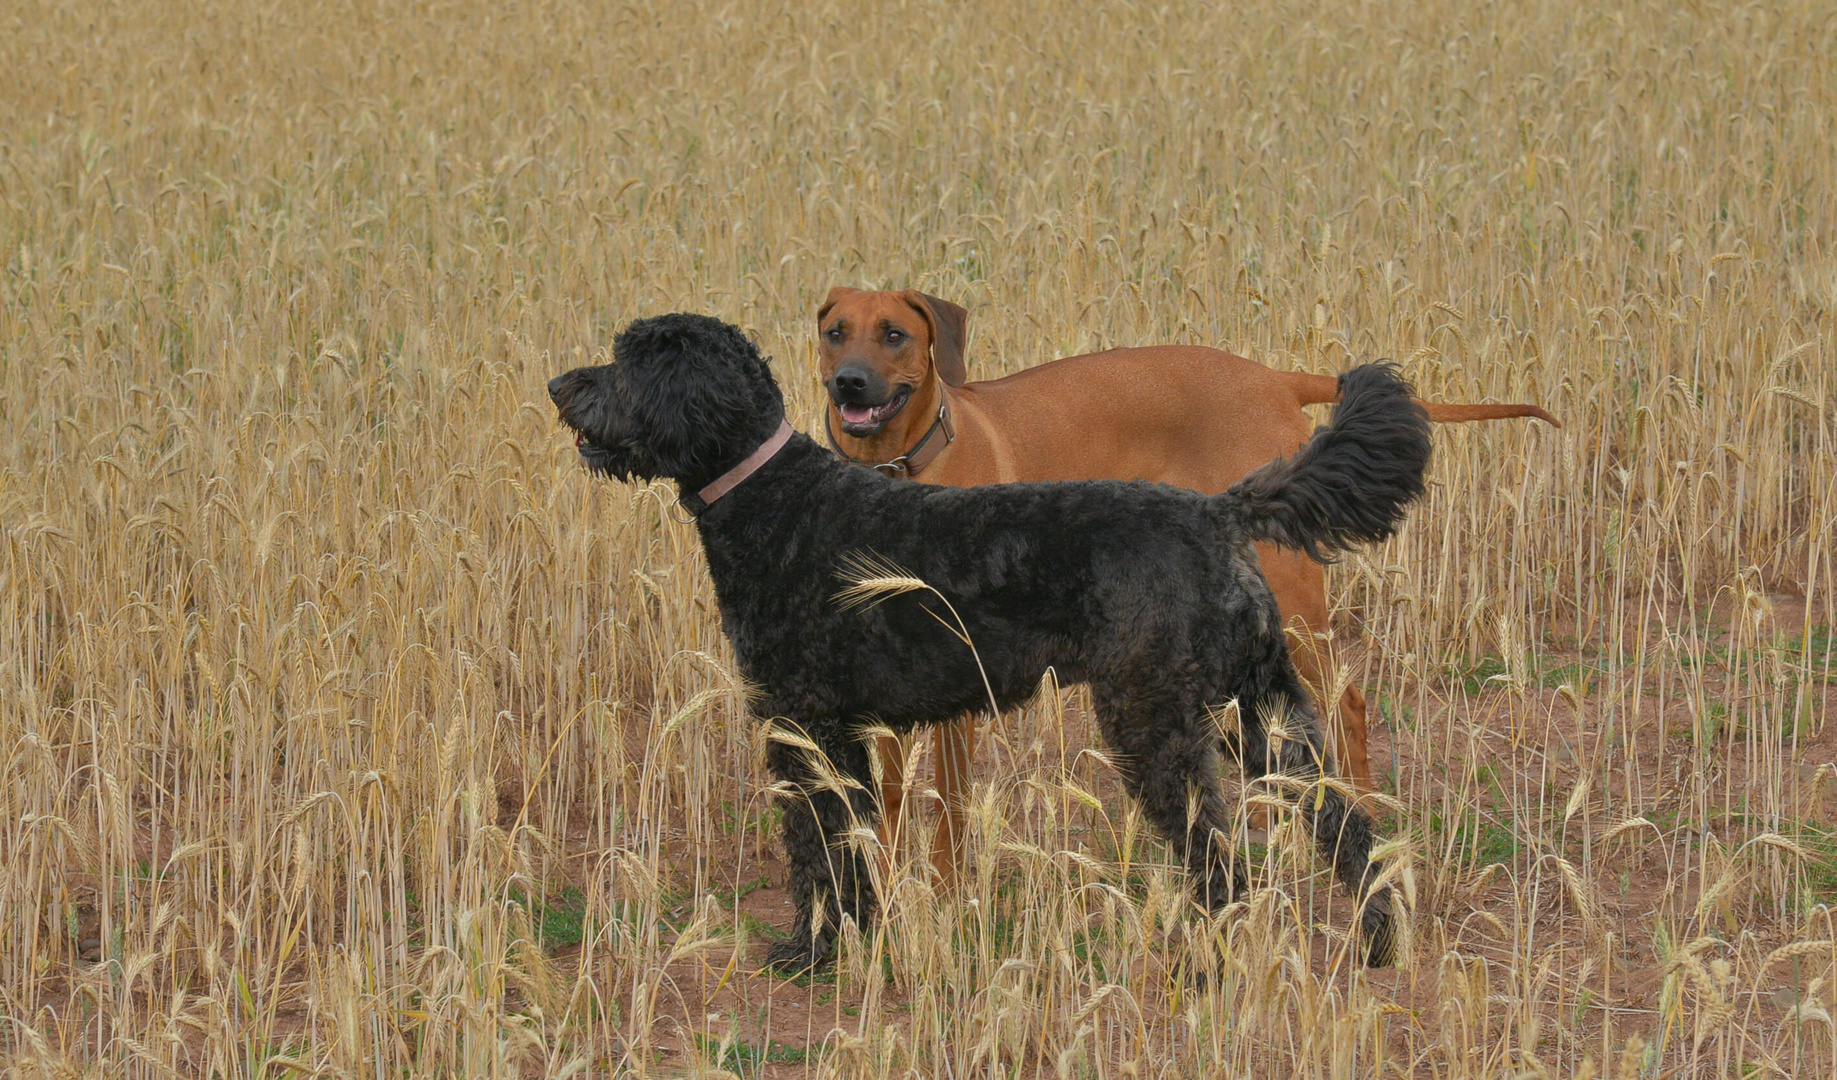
[
  {"left": 674, "top": 418, "right": 794, "bottom": 520},
  {"left": 824, "top": 401, "right": 955, "bottom": 480}
]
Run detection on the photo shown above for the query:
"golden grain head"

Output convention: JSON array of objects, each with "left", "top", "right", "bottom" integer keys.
[
  {"left": 1, "top": 0, "right": 1833, "bottom": 1075},
  {"left": 832, "top": 551, "right": 938, "bottom": 611}
]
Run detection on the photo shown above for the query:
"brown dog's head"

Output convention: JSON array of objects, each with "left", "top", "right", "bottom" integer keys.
[{"left": 816, "top": 287, "right": 968, "bottom": 437}]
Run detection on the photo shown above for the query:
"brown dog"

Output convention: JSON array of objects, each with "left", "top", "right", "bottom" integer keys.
[{"left": 817, "top": 286, "right": 1558, "bottom": 886}]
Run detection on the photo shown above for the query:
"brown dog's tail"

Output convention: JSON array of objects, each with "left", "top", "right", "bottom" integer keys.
[{"left": 1282, "top": 371, "right": 1560, "bottom": 427}]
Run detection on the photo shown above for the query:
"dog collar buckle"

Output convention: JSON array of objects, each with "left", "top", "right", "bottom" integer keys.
[{"left": 828, "top": 402, "right": 954, "bottom": 481}]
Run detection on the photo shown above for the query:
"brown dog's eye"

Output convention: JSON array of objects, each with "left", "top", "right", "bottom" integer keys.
[
  {"left": 886, "top": 329, "right": 905, "bottom": 344},
  {"left": 825, "top": 327, "right": 843, "bottom": 341}
]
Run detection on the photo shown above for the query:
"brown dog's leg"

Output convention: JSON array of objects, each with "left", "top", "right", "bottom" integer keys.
[
  {"left": 876, "top": 733, "right": 911, "bottom": 878},
  {"left": 1262, "top": 545, "right": 1375, "bottom": 800},
  {"left": 1335, "top": 684, "right": 1372, "bottom": 791},
  {"left": 1286, "top": 631, "right": 1373, "bottom": 794},
  {"left": 926, "top": 716, "right": 977, "bottom": 887}
]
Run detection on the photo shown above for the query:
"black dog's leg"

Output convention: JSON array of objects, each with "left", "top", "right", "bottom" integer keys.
[
  {"left": 1092, "top": 689, "right": 1246, "bottom": 914},
  {"left": 763, "top": 729, "right": 880, "bottom": 973},
  {"left": 1236, "top": 687, "right": 1395, "bottom": 966}
]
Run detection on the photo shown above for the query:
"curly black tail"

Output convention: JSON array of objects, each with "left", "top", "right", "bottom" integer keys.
[{"left": 1216, "top": 362, "right": 1432, "bottom": 562}]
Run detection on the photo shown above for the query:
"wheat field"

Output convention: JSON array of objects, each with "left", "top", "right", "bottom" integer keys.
[{"left": 2, "top": 0, "right": 1834, "bottom": 1075}]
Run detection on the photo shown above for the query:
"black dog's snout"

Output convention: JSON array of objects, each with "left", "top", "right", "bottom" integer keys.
[
  {"left": 547, "top": 374, "right": 568, "bottom": 405},
  {"left": 829, "top": 365, "right": 883, "bottom": 401}
]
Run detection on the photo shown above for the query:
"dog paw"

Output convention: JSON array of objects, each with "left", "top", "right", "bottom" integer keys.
[
  {"left": 763, "top": 935, "right": 831, "bottom": 976},
  {"left": 1358, "top": 889, "right": 1397, "bottom": 968},
  {"left": 1178, "top": 953, "right": 1225, "bottom": 989}
]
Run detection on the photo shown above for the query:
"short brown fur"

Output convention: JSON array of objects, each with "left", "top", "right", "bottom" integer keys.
[{"left": 816, "top": 286, "right": 1558, "bottom": 886}]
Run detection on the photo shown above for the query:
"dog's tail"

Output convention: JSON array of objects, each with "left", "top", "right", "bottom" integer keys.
[
  {"left": 1217, "top": 363, "right": 1433, "bottom": 563},
  {"left": 1281, "top": 369, "right": 1560, "bottom": 427}
]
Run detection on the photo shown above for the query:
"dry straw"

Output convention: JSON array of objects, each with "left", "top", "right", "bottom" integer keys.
[{"left": 1, "top": 0, "right": 1833, "bottom": 1076}]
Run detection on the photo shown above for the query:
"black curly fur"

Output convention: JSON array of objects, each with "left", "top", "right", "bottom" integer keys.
[
  {"left": 1218, "top": 363, "right": 1432, "bottom": 562},
  {"left": 549, "top": 313, "right": 1430, "bottom": 971}
]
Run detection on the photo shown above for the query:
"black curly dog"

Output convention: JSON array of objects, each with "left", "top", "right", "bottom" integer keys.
[{"left": 549, "top": 313, "right": 1430, "bottom": 970}]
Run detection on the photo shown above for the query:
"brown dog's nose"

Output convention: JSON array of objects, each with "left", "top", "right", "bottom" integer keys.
[{"left": 830, "top": 365, "right": 879, "bottom": 399}]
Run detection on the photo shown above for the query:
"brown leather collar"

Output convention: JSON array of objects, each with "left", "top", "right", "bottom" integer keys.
[
  {"left": 675, "top": 418, "right": 793, "bottom": 519},
  {"left": 824, "top": 400, "right": 955, "bottom": 480}
]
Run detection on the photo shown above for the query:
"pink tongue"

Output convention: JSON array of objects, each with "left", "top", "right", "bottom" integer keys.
[{"left": 840, "top": 403, "right": 875, "bottom": 424}]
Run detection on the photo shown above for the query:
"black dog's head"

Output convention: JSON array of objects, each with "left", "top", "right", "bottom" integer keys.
[{"left": 548, "top": 314, "right": 785, "bottom": 489}]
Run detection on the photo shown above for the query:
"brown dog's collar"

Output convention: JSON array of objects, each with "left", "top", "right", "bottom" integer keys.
[
  {"left": 675, "top": 418, "right": 794, "bottom": 519},
  {"left": 824, "top": 401, "right": 955, "bottom": 480}
]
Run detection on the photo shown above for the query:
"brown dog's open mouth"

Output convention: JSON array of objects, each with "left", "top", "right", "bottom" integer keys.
[{"left": 835, "top": 385, "right": 912, "bottom": 435}]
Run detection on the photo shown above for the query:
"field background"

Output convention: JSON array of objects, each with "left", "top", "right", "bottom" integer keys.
[{"left": 3, "top": 0, "right": 1834, "bottom": 1076}]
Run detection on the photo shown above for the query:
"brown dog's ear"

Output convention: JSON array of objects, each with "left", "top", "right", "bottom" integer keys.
[
  {"left": 899, "top": 290, "right": 969, "bottom": 386},
  {"left": 817, "top": 286, "right": 859, "bottom": 324}
]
